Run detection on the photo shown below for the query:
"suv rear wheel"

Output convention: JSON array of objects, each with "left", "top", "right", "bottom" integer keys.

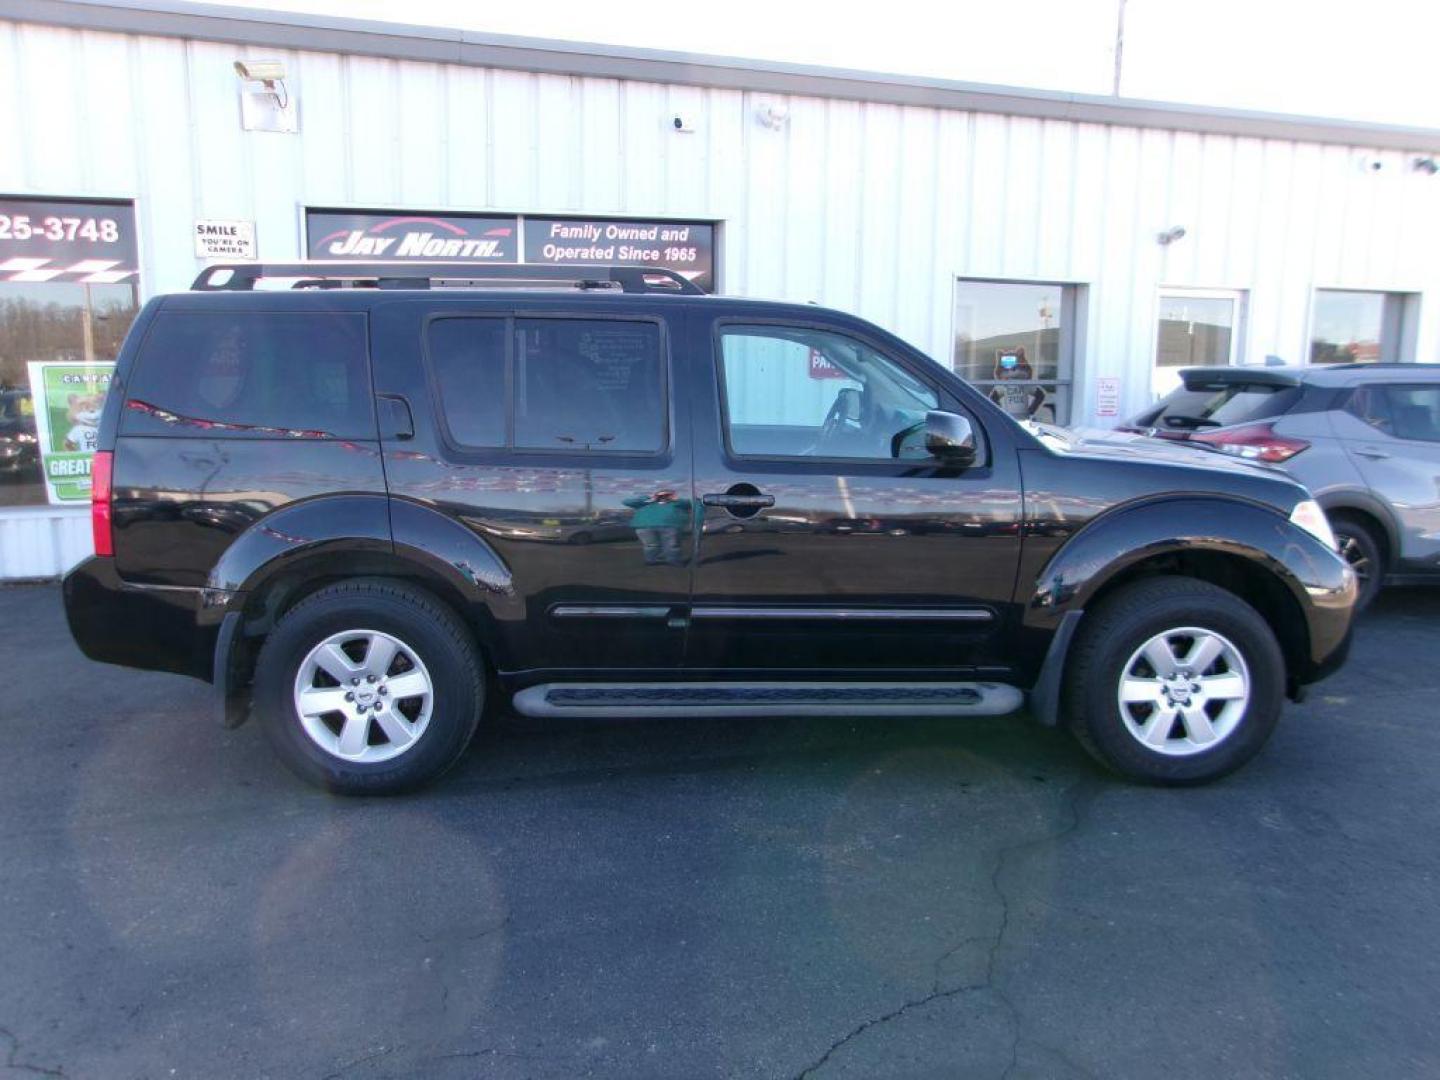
[
  {"left": 253, "top": 579, "right": 484, "bottom": 795},
  {"left": 1064, "top": 576, "right": 1285, "bottom": 784}
]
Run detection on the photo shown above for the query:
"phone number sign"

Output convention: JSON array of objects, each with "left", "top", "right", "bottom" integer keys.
[{"left": 0, "top": 197, "right": 139, "bottom": 283}]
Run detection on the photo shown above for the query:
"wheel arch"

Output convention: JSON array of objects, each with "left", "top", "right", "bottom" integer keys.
[
  {"left": 1318, "top": 494, "right": 1395, "bottom": 570},
  {"left": 208, "top": 497, "right": 518, "bottom": 722},
  {"left": 1025, "top": 496, "right": 1352, "bottom": 708}
]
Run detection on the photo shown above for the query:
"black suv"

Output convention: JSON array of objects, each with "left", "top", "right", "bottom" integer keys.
[{"left": 64, "top": 263, "right": 1355, "bottom": 793}]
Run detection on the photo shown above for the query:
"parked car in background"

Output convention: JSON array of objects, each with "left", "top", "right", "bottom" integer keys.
[
  {"left": 1122, "top": 364, "right": 1440, "bottom": 609},
  {"left": 0, "top": 389, "right": 39, "bottom": 483}
]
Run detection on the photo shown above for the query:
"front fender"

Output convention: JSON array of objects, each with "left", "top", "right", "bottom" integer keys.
[{"left": 1026, "top": 495, "right": 1354, "bottom": 675}]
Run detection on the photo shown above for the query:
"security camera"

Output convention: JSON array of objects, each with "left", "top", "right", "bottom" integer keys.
[
  {"left": 1414, "top": 156, "right": 1439, "bottom": 175},
  {"left": 756, "top": 102, "right": 790, "bottom": 130},
  {"left": 1156, "top": 225, "right": 1187, "bottom": 245},
  {"left": 1356, "top": 153, "right": 1385, "bottom": 173},
  {"left": 234, "top": 59, "right": 286, "bottom": 83},
  {"left": 671, "top": 114, "right": 695, "bottom": 133}
]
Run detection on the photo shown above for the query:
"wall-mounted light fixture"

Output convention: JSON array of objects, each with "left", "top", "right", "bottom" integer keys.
[
  {"left": 1156, "top": 225, "right": 1187, "bottom": 246},
  {"left": 235, "top": 59, "right": 297, "bottom": 133}
]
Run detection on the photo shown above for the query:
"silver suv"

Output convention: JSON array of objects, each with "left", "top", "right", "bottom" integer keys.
[{"left": 1123, "top": 364, "right": 1440, "bottom": 609}]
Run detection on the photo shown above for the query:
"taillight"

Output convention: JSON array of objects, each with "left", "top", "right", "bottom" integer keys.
[
  {"left": 91, "top": 450, "right": 114, "bottom": 557},
  {"left": 1192, "top": 423, "right": 1310, "bottom": 464}
]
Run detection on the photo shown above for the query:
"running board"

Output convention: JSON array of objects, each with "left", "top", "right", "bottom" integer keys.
[{"left": 511, "top": 681, "right": 1025, "bottom": 719}]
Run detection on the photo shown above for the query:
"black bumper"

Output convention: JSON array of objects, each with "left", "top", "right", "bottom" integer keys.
[{"left": 62, "top": 557, "right": 220, "bottom": 683}]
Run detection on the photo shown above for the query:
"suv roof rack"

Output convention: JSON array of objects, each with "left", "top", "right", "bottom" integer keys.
[
  {"left": 1324, "top": 362, "right": 1440, "bottom": 370},
  {"left": 190, "top": 261, "right": 706, "bottom": 295}
]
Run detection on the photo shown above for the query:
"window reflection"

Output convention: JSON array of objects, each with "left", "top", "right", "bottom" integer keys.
[
  {"left": 0, "top": 282, "right": 138, "bottom": 507},
  {"left": 953, "top": 280, "right": 1075, "bottom": 423}
]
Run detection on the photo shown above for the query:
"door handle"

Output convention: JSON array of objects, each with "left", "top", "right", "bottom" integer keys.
[
  {"left": 377, "top": 394, "right": 414, "bottom": 440},
  {"left": 702, "top": 492, "right": 776, "bottom": 510},
  {"left": 1354, "top": 446, "right": 1390, "bottom": 460}
]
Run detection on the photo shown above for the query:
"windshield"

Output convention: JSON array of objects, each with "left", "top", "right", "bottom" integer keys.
[{"left": 1135, "top": 380, "right": 1301, "bottom": 430}]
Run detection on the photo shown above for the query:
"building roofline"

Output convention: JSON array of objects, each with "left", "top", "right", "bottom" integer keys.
[{"left": 6, "top": 0, "right": 1440, "bottom": 152}]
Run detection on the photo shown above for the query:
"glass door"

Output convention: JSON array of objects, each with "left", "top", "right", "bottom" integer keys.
[{"left": 1152, "top": 289, "right": 1244, "bottom": 399}]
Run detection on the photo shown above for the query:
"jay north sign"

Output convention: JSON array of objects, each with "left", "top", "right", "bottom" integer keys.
[
  {"left": 305, "top": 209, "right": 714, "bottom": 292},
  {"left": 306, "top": 211, "right": 518, "bottom": 261}
]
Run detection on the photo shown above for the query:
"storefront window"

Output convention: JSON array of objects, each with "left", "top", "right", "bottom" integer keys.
[
  {"left": 1310, "top": 289, "right": 1415, "bottom": 365},
  {"left": 1, "top": 196, "right": 140, "bottom": 509},
  {"left": 0, "top": 282, "right": 138, "bottom": 506},
  {"left": 953, "top": 279, "right": 1077, "bottom": 424}
]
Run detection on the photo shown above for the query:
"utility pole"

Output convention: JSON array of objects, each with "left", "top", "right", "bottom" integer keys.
[{"left": 1112, "top": 0, "right": 1127, "bottom": 96}]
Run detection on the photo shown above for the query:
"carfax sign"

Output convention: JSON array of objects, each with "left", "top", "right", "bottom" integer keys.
[
  {"left": 25, "top": 361, "right": 114, "bottom": 505},
  {"left": 305, "top": 209, "right": 715, "bottom": 291},
  {"left": 0, "top": 197, "right": 139, "bottom": 283}
]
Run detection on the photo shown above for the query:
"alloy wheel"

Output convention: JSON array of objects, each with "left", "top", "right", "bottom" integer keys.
[
  {"left": 1117, "top": 626, "right": 1250, "bottom": 757},
  {"left": 292, "top": 629, "right": 434, "bottom": 763}
]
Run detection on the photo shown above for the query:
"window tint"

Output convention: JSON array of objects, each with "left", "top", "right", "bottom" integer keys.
[
  {"left": 1348, "top": 385, "right": 1440, "bottom": 442},
  {"left": 720, "top": 326, "right": 938, "bottom": 460},
  {"left": 121, "top": 312, "right": 372, "bottom": 438},
  {"left": 1143, "top": 381, "right": 1300, "bottom": 431},
  {"left": 513, "top": 319, "right": 663, "bottom": 452},
  {"left": 428, "top": 318, "right": 506, "bottom": 447}
]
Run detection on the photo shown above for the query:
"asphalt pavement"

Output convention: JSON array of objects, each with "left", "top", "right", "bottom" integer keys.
[{"left": 2, "top": 582, "right": 1439, "bottom": 1079}]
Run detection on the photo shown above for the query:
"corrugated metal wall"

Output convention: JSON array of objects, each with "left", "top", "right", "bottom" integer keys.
[{"left": 2, "top": 18, "right": 1439, "bottom": 575}]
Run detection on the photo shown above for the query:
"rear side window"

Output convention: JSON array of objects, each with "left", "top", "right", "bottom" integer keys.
[
  {"left": 1140, "top": 381, "right": 1301, "bottom": 432},
  {"left": 426, "top": 316, "right": 666, "bottom": 454},
  {"left": 1347, "top": 385, "right": 1440, "bottom": 442},
  {"left": 514, "top": 319, "right": 663, "bottom": 453},
  {"left": 121, "top": 312, "right": 373, "bottom": 439}
]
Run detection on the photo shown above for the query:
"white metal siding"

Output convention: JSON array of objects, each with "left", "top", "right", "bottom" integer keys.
[
  {"left": 2, "top": 18, "right": 1440, "bottom": 576},
  {"left": 0, "top": 509, "right": 90, "bottom": 579}
]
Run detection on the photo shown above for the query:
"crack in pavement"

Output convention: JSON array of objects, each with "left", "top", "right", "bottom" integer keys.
[
  {"left": 792, "top": 780, "right": 1099, "bottom": 1080},
  {"left": 320, "top": 1043, "right": 398, "bottom": 1079},
  {"left": 0, "top": 1026, "right": 65, "bottom": 1078}
]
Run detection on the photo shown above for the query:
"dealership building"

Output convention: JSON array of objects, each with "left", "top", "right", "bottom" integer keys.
[{"left": 2, "top": 0, "right": 1439, "bottom": 578}]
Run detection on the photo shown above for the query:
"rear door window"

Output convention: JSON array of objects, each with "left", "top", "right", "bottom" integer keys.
[
  {"left": 1141, "top": 381, "right": 1301, "bottom": 432},
  {"left": 1347, "top": 385, "right": 1440, "bottom": 443},
  {"left": 425, "top": 316, "right": 667, "bottom": 455},
  {"left": 121, "top": 311, "right": 373, "bottom": 439},
  {"left": 514, "top": 319, "right": 664, "bottom": 453}
]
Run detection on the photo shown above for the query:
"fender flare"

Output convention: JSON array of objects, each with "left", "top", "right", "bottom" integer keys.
[
  {"left": 206, "top": 495, "right": 517, "bottom": 725},
  {"left": 1022, "top": 496, "right": 1352, "bottom": 718},
  {"left": 1026, "top": 496, "right": 1331, "bottom": 626}
]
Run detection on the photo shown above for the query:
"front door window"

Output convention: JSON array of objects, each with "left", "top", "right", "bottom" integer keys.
[{"left": 719, "top": 326, "right": 938, "bottom": 461}]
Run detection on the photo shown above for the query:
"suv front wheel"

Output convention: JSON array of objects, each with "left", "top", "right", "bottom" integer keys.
[
  {"left": 1063, "top": 576, "right": 1285, "bottom": 784},
  {"left": 253, "top": 579, "right": 485, "bottom": 795}
]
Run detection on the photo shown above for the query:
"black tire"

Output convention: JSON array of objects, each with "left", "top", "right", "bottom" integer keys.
[
  {"left": 1331, "top": 515, "right": 1384, "bottom": 613},
  {"left": 253, "top": 579, "right": 484, "bottom": 795},
  {"left": 1063, "top": 576, "right": 1285, "bottom": 785}
]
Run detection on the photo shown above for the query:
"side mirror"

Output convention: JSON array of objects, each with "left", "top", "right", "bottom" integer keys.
[{"left": 924, "top": 410, "right": 977, "bottom": 467}]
